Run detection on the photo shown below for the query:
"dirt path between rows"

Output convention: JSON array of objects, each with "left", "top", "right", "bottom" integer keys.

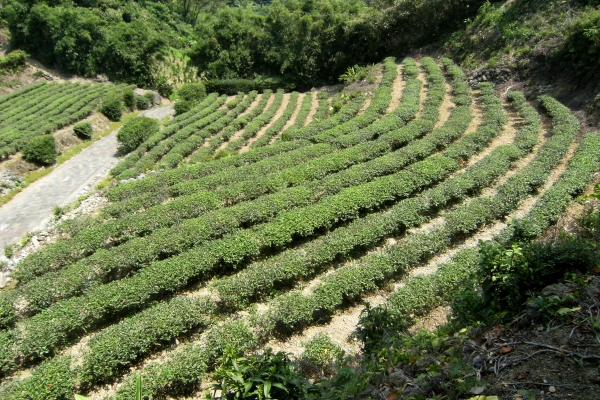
[{"left": 0, "top": 106, "right": 174, "bottom": 248}]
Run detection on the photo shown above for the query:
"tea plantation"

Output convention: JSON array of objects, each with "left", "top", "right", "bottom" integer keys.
[{"left": 0, "top": 57, "right": 598, "bottom": 399}]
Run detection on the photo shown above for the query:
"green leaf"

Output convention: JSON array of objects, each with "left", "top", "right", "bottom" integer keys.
[
  {"left": 264, "top": 380, "right": 272, "bottom": 398},
  {"left": 74, "top": 396, "right": 89, "bottom": 400}
]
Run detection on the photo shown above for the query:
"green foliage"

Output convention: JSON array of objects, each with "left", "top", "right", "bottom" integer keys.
[
  {"left": 477, "top": 234, "right": 597, "bottom": 313},
  {"left": 174, "top": 99, "right": 192, "bottom": 115},
  {"left": 73, "top": 121, "right": 93, "bottom": 139},
  {"left": 338, "top": 65, "right": 371, "bottom": 84},
  {"left": 99, "top": 93, "right": 123, "bottom": 121},
  {"left": 300, "top": 334, "right": 344, "bottom": 373},
  {"left": 117, "top": 116, "right": 160, "bottom": 153},
  {"left": 135, "top": 94, "right": 151, "bottom": 110},
  {"left": 0, "top": 50, "right": 28, "bottom": 74},
  {"left": 205, "top": 78, "right": 292, "bottom": 95},
  {"left": 5, "top": 3, "right": 168, "bottom": 87},
  {"left": 212, "top": 346, "right": 308, "bottom": 400},
  {"left": 154, "top": 75, "right": 174, "bottom": 98},
  {"left": 22, "top": 134, "right": 57, "bottom": 164},
  {"left": 178, "top": 82, "right": 207, "bottom": 102},
  {"left": 123, "top": 88, "right": 135, "bottom": 111}
]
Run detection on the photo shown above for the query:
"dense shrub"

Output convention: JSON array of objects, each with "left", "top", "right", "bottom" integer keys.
[
  {"left": 0, "top": 50, "right": 28, "bottom": 73},
  {"left": 22, "top": 135, "right": 57, "bottom": 164},
  {"left": 117, "top": 116, "right": 159, "bottom": 153},
  {"left": 73, "top": 121, "right": 93, "bottom": 139},
  {"left": 178, "top": 83, "right": 206, "bottom": 102},
  {"left": 205, "top": 78, "right": 292, "bottom": 95},
  {"left": 173, "top": 100, "right": 192, "bottom": 115},
  {"left": 100, "top": 93, "right": 123, "bottom": 121},
  {"left": 452, "top": 232, "right": 599, "bottom": 324},
  {"left": 212, "top": 347, "right": 308, "bottom": 400},
  {"left": 135, "top": 95, "right": 151, "bottom": 110},
  {"left": 123, "top": 88, "right": 135, "bottom": 111},
  {"left": 154, "top": 75, "right": 174, "bottom": 98}
]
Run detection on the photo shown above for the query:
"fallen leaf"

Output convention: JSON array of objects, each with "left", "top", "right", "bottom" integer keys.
[
  {"left": 500, "top": 345, "right": 514, "bottom": 354},
  {"left": 469, "top": 386, "right": 486, "bottom": 395},
  {"left": 516, "top": 373, "right": 528, "bottom": 380},
  {"left": 594, "top": 267, "right": 600, "bottom": 274},
  {"left": 386, "top": 390, "right": 398, "bottom": 400}
]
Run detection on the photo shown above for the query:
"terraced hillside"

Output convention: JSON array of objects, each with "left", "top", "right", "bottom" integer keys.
[
  {"left": 0, "top": 57, "right": 598, "bottom": 400},
  {"left": 0, "top": 82, "right": 127, "bottom": 158}
]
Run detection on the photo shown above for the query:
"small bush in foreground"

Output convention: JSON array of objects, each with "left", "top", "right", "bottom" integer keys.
[
  {"left": 22, "top": 135, "right": 57, "bottom": 164},
  {"left": 211, "top": 346, "right": 307, "bottom": 399},
  {"left": 452, "top": 230, "right": 599, "bottom": 324},
  {"left": 300, "top": 334, "right": 344, "bottom": 375},
  {"left": 73, "top": 121, "right": 93, "bottom": 139},
  {"left": 100, "top": 93, "right": 123, "bottom": 121},
  {"left": 117, "top": 117, "right": 159, "bottom": 153}
]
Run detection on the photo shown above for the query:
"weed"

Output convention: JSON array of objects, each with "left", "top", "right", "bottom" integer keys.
[
  {"left": 53, "top": 204, "right": 67, "bottom": 220},
  {"left": 211, "top": 346, "right": 308, "bottom": 399}
]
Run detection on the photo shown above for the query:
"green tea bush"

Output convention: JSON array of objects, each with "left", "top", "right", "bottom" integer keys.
[
  {"left": 73, "top": 121, "right": 93, "bottom": 139},
  {"left": 178, "top": 82, "right": 206, "bottom": 102},
  {"left": 300, "top": 334, "right": 344, "bottom": 373},
  {"left": 99, "top": 93, "right": 123, "bottom": 121},
  {"left": 173, "top": 100, "right": 192, "bottom": 115},
  {"left": 22, "top": 135, "right": 57, "bottom": 164},
  {"left": 117, "top": 116, "right": 159, "bottom": 153},
  {"left": 122, "top": 88, "right": 135, "bottom": 110}
]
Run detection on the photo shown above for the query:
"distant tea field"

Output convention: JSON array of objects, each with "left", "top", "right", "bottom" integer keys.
[{"left": 0, "top": 82, "right": 126, "bottom": 159}]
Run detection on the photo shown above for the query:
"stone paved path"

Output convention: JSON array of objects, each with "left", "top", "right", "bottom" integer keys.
[{"left": 0, "top": 106, "right": 174, "bottom": 248}]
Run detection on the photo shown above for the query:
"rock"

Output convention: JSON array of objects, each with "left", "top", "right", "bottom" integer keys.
[
  {"left": 526, "top": 300, "right": 541, "bottom": 318},
  {"left": 472, "top": 353, "right": 486, "bottom": 369},
  {"left": 133, "top": 89, "right": 161, "bottom": 106},
  {"left": 541, "top": 283, "right": 577, "bottom": 298},
  {"left": 149, "top": 91, "right": 161, "bottom": 105},
  {"left": 31, "top": 236, "right": 39, "bottom": 248},
  {"left": 386, "top": 371, "right": 408, "bottom": 386},
  {"left": 0, "top": 272, "right": 11, "bottom": 289}
]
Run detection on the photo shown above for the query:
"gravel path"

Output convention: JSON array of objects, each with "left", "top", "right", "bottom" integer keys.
[{"left": 0, "top": 106, "right": 174, "bottom": 248}]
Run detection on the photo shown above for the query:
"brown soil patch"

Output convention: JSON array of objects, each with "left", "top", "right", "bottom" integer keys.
[
  {"left": 303, "top": 91, "right": 318, "bottom": 127},
  {"left": 266, "top": 291, "right": 389, "bottom": 358},
  {"left": 386, "top": 64, "right": 405, "bottom": 114},
  {"left": 415, "top": 62, "right": 429, "bottom": 119},
  {"left": 435, "top": 82, "right": 456, "bottom": 129},
  {"left": 409, "top": 306, "right": 451, "bottom": 333}
]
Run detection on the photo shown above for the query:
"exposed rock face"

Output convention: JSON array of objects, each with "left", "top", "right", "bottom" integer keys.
[
  {"left": 468, "top": 67, "right": 512, "bottom": 87},
  {"left": 133, "top": 88, "right": 162, "bottom": 105},
  {"left": 0, "top": 168, "right": 22, "bottom": 196}
]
